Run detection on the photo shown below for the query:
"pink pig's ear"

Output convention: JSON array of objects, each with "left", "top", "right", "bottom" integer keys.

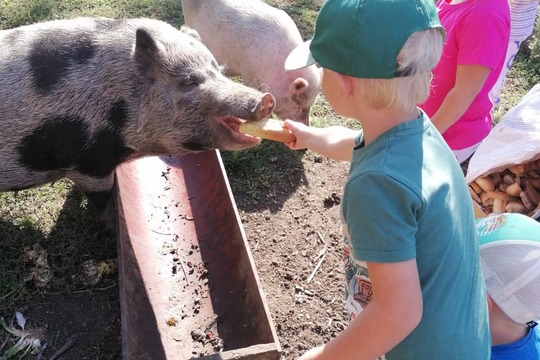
[
  {"left": 289, "top": 78, "right": 308, "bottom": 96},
  {"left": 289, "top": 78, "right": 311, "bottom": 125}
]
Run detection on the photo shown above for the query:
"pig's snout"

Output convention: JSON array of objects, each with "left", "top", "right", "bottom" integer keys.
[{"left": 253, "top": 93, "right": 276, "bottom": 119}]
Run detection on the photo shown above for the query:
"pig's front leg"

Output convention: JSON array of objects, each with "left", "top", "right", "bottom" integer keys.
[{"left": 69, "top": 171, "right": 116, "bottom": 235}]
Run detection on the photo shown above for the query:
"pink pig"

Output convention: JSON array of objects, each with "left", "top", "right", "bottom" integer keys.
[{"left": 181, "top": 0, "right": 322, "bottom": 125}]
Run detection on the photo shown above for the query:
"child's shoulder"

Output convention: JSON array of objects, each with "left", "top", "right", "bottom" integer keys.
[{"left": 472, "top": 0, "right": 510, "bottom": 18}]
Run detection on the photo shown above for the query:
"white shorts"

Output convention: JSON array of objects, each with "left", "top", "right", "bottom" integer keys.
[{"left": 453, "top": 142, "right": 482, "bottom": 164}]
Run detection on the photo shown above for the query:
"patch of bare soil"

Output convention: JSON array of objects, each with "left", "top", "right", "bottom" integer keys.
[
  {"left": 17, "top": 283, "right": 121, "bottom": 359},
  {"left": 225, "top": 143, "right": 350, "bottom": 359}
]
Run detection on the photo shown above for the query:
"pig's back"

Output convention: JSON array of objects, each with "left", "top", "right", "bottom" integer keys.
[
  {"left": 0, "top": 18, "right": 174, "bottom": 170},
  {"left": 182, "top": 0, "right": 303, "bottom": 74},
  {"left": 0, "top": 18, "right": 165, "bottom": 137}
]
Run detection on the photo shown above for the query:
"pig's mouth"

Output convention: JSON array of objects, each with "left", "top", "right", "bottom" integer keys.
[{"left": 219, "top": 115, "right": 260, "bottom": 145}]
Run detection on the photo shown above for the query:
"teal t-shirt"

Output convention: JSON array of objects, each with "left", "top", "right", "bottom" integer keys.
[{"left": 341, "top": 111, "right": 490, "bottom": 359}]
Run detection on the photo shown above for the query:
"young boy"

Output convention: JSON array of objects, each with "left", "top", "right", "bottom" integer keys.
[
  {"left": 477, "top": 213, "right": 540, "bottom": 359},
  {"left": 283, "top": 0, "right": 491, "bottom": 358}
]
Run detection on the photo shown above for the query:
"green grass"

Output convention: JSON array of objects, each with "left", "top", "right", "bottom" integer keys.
[
  {"left": 266, "top": 0, "right": 321, "bottom": 39},
  {"left": 0, "top": 0, "right": 183, "bottom": 28}
]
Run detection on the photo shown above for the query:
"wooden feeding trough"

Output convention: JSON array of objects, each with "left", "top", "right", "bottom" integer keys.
[{"left": 115, "top": 150, "right": 281, "bottom": 360}]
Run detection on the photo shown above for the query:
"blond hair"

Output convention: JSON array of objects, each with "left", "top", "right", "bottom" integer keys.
[{"left": 354, "top": 28, "right": 444, "bottom": 111}]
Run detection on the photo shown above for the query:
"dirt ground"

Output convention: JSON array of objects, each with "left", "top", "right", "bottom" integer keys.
[
  {"left": 227, "top": 144, "right": 351, "bottom": 359},
  {"left": 16, "top": 283, "right": 121, "bottom": 359}
]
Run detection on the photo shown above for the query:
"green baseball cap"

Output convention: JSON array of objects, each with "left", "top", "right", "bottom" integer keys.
[{"left": 285, "top": 0, "right": 444, "bottom": 79}]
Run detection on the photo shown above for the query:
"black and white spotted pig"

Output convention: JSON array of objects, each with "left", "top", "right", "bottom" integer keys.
[{"left": 0, "top": 17, "right": 275, "bottom": 228}]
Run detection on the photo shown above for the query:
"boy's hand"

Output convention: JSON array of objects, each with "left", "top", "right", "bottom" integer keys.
[
  {"left": 283, "top": 121, "right": 357, "bottom": 161},
  {"left": 283, "top": 119, "right": 311, "bottom": 150}
]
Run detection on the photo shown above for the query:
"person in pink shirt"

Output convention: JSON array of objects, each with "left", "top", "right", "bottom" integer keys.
[{"left": 420, "top": 0, "right": 510, "bottom": 164}]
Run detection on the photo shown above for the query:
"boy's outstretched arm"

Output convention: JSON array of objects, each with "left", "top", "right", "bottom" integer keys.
[
  {"left": 298, "top": 259, "right": 423, "bottom": 360},
  {"left": 283, "top": 120, "right": 358, "bottom": 161}
]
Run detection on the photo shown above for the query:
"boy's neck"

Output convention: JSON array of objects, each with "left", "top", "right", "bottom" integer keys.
[{"left": 355, "top": 106, "right": 420, "bottom": 146}]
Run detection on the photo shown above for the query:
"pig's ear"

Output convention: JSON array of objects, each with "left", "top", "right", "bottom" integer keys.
[
  {"left": 290, "top": 78, "right": 310, "bottom": 105},
  {"left": 290, "top": 78, "right": 309, "bottom": 96},
  {"left": 179, "top": 26, "right": 201, "bottom": 41},
  {"left": 134, "top": 28, "right": 160, "bottom": 79}
]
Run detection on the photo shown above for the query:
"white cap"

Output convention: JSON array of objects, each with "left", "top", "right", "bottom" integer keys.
[{"left": 477, "top": 213, "right": 540, "bottom": 327}]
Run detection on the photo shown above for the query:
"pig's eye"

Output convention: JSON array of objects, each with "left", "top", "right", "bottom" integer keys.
[
  {"left": 179, "top": 76, "right": 199, "bottom": 90},
  {"left": 182, "top": 78, "right": 196, "bottom": 86}
]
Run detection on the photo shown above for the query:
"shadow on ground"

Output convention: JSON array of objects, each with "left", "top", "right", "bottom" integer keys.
[
  {"left": 222, "top": 141, "right": 309, "bottom": 214},
  {"left": 0, "top": 186, "right": 120, "bottom": 359}
]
